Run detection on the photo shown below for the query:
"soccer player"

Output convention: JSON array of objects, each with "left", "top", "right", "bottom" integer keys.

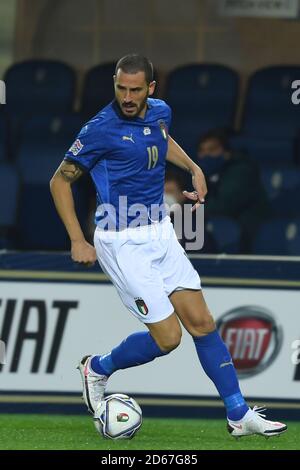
[{"left": 50, "top": 54, "right": 286, "bottom": 438}]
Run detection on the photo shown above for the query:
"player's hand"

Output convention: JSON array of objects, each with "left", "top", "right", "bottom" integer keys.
[
  {"left": 71, "top": 240, "right": 97, "bottom": 267},
  {"left": 183, "top": 168, "right": 207, "bottom": 211}
]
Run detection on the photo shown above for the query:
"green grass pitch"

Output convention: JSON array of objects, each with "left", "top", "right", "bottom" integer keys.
[{"left": 0, "top": 414, "right": 299, "bottom": 450}]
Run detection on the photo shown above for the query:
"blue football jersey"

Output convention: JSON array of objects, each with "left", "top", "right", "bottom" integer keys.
[{"left": 64, "top": 98, "right": 171, "bottom": 230}]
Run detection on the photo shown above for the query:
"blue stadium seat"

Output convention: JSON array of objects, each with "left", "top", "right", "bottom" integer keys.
[
  {"left": 166, "top": 64, "right": 239, "bottom": 118},
  {"left": 205, "top": 216, "right": 241, "bottom": 254},
  {"left": 17, "top": 184, "right": 70, "bottom": 250},
  {"left": 230, "top": 135, "right": 295, "bottom": 167},
  {"left": 15, "top": 114, "right": 88, "bottom": 250},
  {"left": 261, "top": 167, "right": 300, "bottom": 217},
  {"left": 81, "top": 63, "right": 116, "bottom": 119},
  {"left": 4, "top": 60, "right": 76, "bottom": 116},
  {"left": 170, "top": 119, "right": 210, "bottom": 159},
  {"left": 242, "top": 66, "right": 300, "bottom": 138},
  {"left": 254, "top": 218, "right": 300, "bottom": 255},
  {"left": 17, "top": 113, "right": 84, "bottom": 182},
  {"left": 17, "top": 176, "right": 89, "bottom": 250},
  {"left": 0, "top": 163, "right": 19, "bottom": 227},
  {"left": 0, "top": 162, "right": 19, "bottom": 248},
  {"left": 165, "top": 64, "right": 239, "bottom": 158},
  {"left": 16, "top": 181, "right": 88, "bottom": 251},
  {"left": 4, "top": 60, "right": 77, "bottom": 158},
  {"left": 0, "top": 111, "right": 8, "bottom": 161}
]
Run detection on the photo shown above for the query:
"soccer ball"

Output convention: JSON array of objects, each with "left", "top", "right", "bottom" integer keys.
[{"left": 94, "top": 393, "right": 142, "bottom": 439}]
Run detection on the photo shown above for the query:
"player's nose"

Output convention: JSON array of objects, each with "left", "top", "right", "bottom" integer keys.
[{"left": 124, "top": 90, "right": 132, "bottom": 102}]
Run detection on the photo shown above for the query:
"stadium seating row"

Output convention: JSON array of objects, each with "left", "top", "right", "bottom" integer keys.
[
  {"left": 1, "top": 60, "right": 300, "bottom": 164},
  {"left": 1, "top": 160, "right": 300, "bottom": 254},
  {"left": 1, "top": 60, "right": 300, "bottom": 254},
  {"left": 206, "top": 216, "right": 300, "bottom": 256},
  {"left": 0, "top": 160, "right": 88, "bottom": 251}
]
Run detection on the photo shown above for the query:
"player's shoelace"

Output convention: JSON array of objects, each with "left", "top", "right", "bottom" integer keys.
[
  {"left": 89, "top": 374, "right": 107, "bottom": 402},
  {"left": 252, "top": 405, "right": 267, "bottom": 419}
]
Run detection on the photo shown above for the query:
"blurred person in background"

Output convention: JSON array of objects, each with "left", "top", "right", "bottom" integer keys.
[
  {"left": 197, "top": 129, "right": 270, "bottom": 252},
  {"left": 164, "top": 169, "right": 217, "bottom": 253}
]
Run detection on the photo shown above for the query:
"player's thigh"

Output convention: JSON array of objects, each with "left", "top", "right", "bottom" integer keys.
[
  {"left": 169, "top": 289, "right": 215, "bottom": 336},
  {"left": 116, "top": 242, "right": 177, "bottom": 324},
  {"left": 94, "top": 229, "right": 175, "bottom": 324},
  {"left": 146, "top": 312, "right": 182, "bottom": 352}
]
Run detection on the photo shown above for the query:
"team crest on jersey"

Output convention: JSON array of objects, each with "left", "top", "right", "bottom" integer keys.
[
  {"left": 143, "top": 127, "right": 151, "bottom": 136},
  {"left": 135, "top": 298, "right": 149, "bottom": 316},
  {"left": 69, "top": 139, "right": 83, "bottom": 156},
  {"left": 158, "top": 119, "right": 168, "bottom": 140}
]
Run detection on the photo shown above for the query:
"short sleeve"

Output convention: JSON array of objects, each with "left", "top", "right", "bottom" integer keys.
[
  {"left": 166, "top": 103, "right": 172, "bottom": 130},
  {"left": 64, "top": 118, "right": 106, "bottom": 171}
]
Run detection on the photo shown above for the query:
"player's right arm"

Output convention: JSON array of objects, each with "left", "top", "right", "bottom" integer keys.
[{"left": 50, "top": 161, "right": 96, "bottom": 266}]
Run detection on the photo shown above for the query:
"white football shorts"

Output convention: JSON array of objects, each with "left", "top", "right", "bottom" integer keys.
[{"left": 93, "top": 215, "right": 201, "bottom": 324}]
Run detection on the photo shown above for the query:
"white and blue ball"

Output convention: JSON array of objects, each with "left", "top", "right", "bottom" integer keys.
[{"left": 94, "top": 393, "right": 142, "bottom": 439}]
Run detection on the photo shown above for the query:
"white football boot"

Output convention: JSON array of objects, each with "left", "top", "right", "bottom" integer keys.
[
  {"left": 227, "top": 406, "right": 287, "bottom": 438},
  {"left": 77, "top": 355, "right": 108, "bottom": 414}
]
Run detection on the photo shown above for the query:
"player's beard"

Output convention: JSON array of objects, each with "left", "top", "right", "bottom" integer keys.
[{"left": 120, "top": 93, "right": 149, "bottom": 118}]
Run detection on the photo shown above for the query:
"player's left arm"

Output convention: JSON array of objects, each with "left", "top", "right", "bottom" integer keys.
[{"left": 166, "top": 135, "right": 207, "bottom": 211}]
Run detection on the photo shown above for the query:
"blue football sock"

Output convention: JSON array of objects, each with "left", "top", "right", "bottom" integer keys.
[
  {"left": 90, "top": 331, "right": 167, "bottom": 377},
  {"left": 193, "top": 330, "right": 249, "bottom": 421}
]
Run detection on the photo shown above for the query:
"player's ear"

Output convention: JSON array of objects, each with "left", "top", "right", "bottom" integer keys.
[
  {"left": 113, "top": 75, "right": 118, "bottom": 92},
  {"left": 148, "top": 80, "right": 156, "bottom": 96}
]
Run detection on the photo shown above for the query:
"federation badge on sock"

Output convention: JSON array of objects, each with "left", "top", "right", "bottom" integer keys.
[{"left": 135, "top": 298, "right": 149, "bottom": 316}]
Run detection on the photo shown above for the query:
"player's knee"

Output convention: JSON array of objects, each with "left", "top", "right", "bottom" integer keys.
[
  {"left": 188, "top": 313, "right": 216, "bottom": 337},
  {"left": 156, "top": 329, "right": 182, "bottom": 353}
]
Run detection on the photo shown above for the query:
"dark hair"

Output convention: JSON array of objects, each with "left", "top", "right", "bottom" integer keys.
[
  {"left": 115, "top": 54, "right": 154, "bottom": 85},
  {"left": 165, "top": 168, "right": 187, "bottom": 191},
  {"left": 199, "top": 128, "right": 231, "bottom": 152}
]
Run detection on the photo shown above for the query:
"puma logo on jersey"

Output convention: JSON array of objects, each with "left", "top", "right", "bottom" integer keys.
[
  {"left": 220, "top": 360, "right": 233, "bottom": 368},
  {"left": 122, "top": 134, "right": 135, "bottom": 144}
]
